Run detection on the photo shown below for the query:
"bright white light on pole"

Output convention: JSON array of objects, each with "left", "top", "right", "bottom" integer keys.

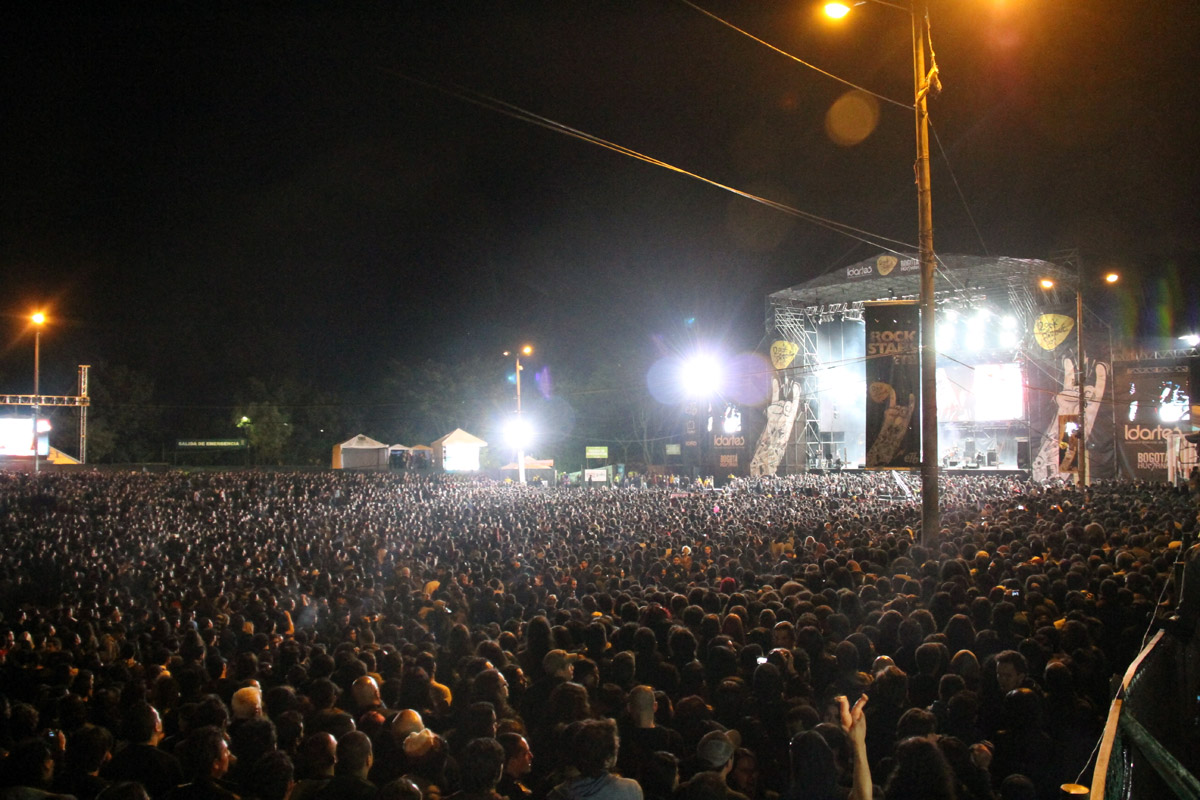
[
  {"left": 680, "top": 354, "right": 723, "bottom": 398},
  {"left": 505, "top": 418, "right": 534, "bottom": 449},
  {"left": 1179, "top": 334, "right": 1200, "bottom": 347}
]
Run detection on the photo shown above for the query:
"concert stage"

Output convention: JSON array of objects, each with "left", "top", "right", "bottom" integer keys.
[{"left": 754, "top": 253, "right": 1104, "bottom": 483}]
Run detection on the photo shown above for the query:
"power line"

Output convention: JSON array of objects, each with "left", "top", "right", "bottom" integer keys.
[{"left": 382, "top": 68, "right": 918, "bottom": 257}]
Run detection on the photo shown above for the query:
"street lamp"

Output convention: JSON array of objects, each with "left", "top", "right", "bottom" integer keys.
[
  {"left": 825, "top": 0, "right": 941, "bottom": 544},
  {"left": 31, "top": 312, "right": 46, "bottom": 473},
  {"left": 503, "top": 345, "right": 534, "bottom": 484}
]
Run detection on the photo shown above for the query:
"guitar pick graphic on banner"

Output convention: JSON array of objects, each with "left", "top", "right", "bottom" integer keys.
[
  {"left": 1034, "top": 314, "right": 1075, "bottom": 351},
  {"left": 770, "top": 340, "right": 799, "bottom": 370}
]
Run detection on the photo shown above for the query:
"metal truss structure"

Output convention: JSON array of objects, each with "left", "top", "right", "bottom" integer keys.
[{"left": 0, "top": 365, "right": 91, "bottom": 463}]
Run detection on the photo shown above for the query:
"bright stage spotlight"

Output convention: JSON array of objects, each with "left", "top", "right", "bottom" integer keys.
[
  {"left": 937, "top": 322, "right": 956, "bottom": 350},
  {"left": 998, "top": 328, "right": 1020, "bottom": 349},
  {"left": 966, "top": 311, "right": 988, "bottom": 352},
  {"left": 1001, "top": 315, "right": 1017, "bottom": 329},
  {"left": 680, "top": 353, "right": 723, "bottom": 398}
]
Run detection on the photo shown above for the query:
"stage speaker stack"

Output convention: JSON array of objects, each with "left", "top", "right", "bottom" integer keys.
[
  {"left": 1015, "top": 438, "right": 1030, "bottom": 470},
  {"left": 987, "top": 449, "right": 998, "bottom": 467},
  {"left": 965, "top": 439, "right": 976, "bottom": 459}
]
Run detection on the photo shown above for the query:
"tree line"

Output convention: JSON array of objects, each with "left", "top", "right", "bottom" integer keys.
[{"left": 42, "top": 351, "right": 686, "bottom": 471}]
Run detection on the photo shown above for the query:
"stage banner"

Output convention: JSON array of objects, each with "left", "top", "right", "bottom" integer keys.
[
  {"left": 1113, "top": 361, "right": 1192, "bottom": 481},
  {"left": 864, "top": 302, "right": 920, "bottom": 469},
  {"left": 1028, "top": 306, "right": 1115, "bottom": 482}
]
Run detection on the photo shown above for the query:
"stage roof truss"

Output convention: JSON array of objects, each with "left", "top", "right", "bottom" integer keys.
[{"left": 769, "top": 254, "right": 1078, "bottom": 316}]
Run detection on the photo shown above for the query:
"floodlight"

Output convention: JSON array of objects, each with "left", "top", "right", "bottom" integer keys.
[
  {"left": 1001, "top": 315, "right": 1017, "bottom": 329},
  {"left": 505, "top": 417, "right": 534, "bottom": 449},
  {"left": 680, "top": 354, "right": 723, "bottom": 398},
  {"left": 1179, "top": 334, "right": 1200, "bottom": 347},
  {"left": 824, "top": 2, "right": 851, "bottom": 18}
]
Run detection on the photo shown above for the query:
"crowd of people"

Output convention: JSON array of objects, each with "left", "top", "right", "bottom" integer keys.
[{"left": 0, "top": 467, "right": 1194, "bottom": 800}]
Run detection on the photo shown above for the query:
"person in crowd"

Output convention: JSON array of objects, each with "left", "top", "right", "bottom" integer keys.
[
  {"left": 101, "top": 704, "right": 182, "bottom": 800},
  {"left": 312, "top": 731, "right": 375, "bottom": 800},
  {"left": 445, "top": 738, "right": 505, "bottom": 800},
  {"left": 495, "top": 733, "right": 533, "bottom": 800},
  {"left": 548, "top": 719, "right": 641, "bottom": 800}
]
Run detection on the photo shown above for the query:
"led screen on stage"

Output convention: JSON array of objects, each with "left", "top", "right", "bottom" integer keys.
[
  {"left": 935, "top": 363, "right": 1023, "bottom": 422},
  {"left": 0, "top": 417, "right": 50, "bottom": 457},
  {"left": 974, "top": 363, "right": 1024, "bottom": 421}
]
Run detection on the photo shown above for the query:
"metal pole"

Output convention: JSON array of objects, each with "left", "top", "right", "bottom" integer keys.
[
  {"left": 913, "top": 0, "right": 939, "bottom": 545},
  {"left": 33, "top": 328, "right": 40, "bottom": 474},
  {"left": 515, "top": 355, "right": 526, "bottom": 485},
  {"left": 1077, "top": 286, "right": 1086, "bottom": 488},
  {"left": 79, "top": 365, "right": 90, "bottom": 464}
]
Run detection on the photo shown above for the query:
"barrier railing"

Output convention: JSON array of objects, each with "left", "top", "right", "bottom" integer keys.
[{"left": 1090, "top": 546, "right": 1200, "bottom": 799}]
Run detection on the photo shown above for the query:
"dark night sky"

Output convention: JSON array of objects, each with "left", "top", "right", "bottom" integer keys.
[{"left": 4, "top": 1, "right": 1199, "bottom": 407}]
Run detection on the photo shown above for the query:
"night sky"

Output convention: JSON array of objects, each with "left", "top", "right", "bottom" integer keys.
[{"left": 4, "top": 1, "right": 1199, "bottom": 409}]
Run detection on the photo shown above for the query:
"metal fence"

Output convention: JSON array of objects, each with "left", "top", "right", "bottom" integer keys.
[{"left": 1091, "top": 547, "right": 1200, "bottom": 799}]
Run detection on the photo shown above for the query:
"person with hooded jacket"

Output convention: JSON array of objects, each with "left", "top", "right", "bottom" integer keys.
[{"left": 548, "top": 719, "right": 642, "bottom": 800}]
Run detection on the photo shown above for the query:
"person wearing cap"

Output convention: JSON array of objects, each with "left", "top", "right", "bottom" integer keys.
[{"left": 677, "top": 731, "right": 748, "bottom": 800}]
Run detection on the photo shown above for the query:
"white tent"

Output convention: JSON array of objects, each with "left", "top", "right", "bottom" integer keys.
[
  {"left": 431, "top": 428, "right": 487, "bottom": 472},
  {"left": 332, "top": 434, "right": 389, "bottom": 469}
]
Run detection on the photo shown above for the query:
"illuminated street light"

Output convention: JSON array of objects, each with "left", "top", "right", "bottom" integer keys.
[
  {"left": 31, "top": 312, "right": 46, "bottom": 473},
  {"left": 824, "top": 0, "right": 941, "bottom": 544},
  {"left": 504, "top": 345, "right": 534, "bottom": 484}
]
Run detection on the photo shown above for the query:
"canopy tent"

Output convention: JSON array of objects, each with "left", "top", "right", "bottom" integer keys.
[
  {"left": 501, "top": 455, "right": 556, "bottom": 483},
  {"left": 431, "top": 428, "right": 487, "bottom": 472},
  {"left": 500, "top": 456, "right": 554, "bottom": 470},
  {"left": 332, "top": 434, "right": 389, "bottom": 469}
]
